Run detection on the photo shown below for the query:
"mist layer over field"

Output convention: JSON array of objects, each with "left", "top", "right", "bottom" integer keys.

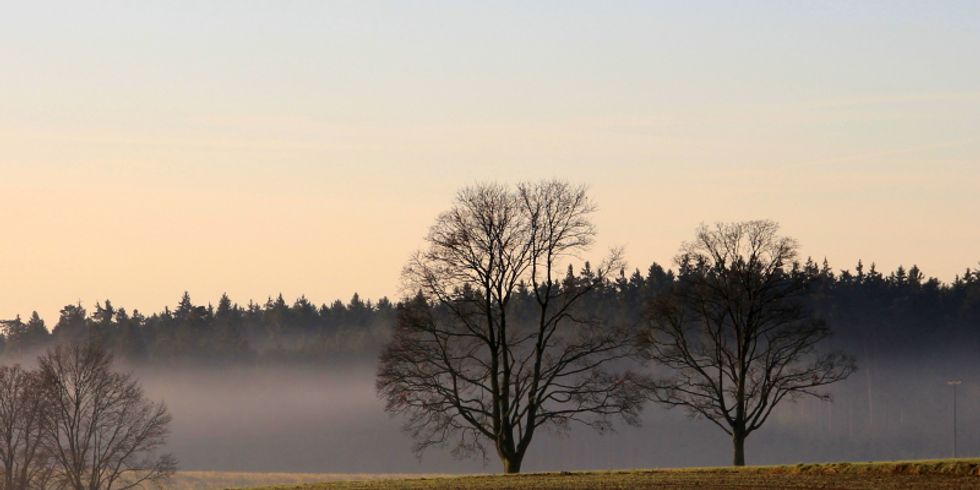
[{"left": 136, "top": 358, "right": 978, "bottom": 473}]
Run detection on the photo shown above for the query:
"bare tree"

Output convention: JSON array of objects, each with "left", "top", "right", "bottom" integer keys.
[
  {"left": 377, "top": 181, "right": 646, "bottom": 473},
  {"left": 0, "top": 365, "right": 52, "bottom": 490},
  {"left": 38, "top": 343, "right": 175, "bottom": 490},
  {"left": 641, "top": 221, "right": 855, "bottom": 466}
]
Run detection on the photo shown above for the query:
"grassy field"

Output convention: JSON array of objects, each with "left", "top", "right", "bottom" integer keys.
[{"left": 230, "top": 459, "right": 980, "bottom": 490}]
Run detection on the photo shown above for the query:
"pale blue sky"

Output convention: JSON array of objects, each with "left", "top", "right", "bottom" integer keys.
[{"left": 1, "top": 1, "right": 978, "bottom": 321}]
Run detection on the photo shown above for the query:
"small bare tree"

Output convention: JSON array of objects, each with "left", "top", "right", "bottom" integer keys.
[
  {"left": 377, "top": 181, "right": 645, "bottom": 473},
  {"left": 0, "top": 365, "right": 52, "bottom": 490},
  {"left": 38, "top": 343, "right": 175, "bottom": 490},
  {"left": 642, "top": 221, "right": 855, "bottom": 466}
]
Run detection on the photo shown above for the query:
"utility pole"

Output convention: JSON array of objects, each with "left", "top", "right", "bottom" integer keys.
[{"left": 947, "top": 380, "right": 962, "bottom": 458}]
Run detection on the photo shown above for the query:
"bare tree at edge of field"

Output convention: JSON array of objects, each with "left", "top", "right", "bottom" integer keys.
[
  {"left": 641, "top": 220, "right": 856, "bottom": 466},
  {"left": 0, "top": 365, "right": 53, "bottom": 490},
  {"left": 377, "top": 181, "right": 647, "bottom": 473},
  {"left": 38, "top": 342, "right": 176, "bottom": 490}
]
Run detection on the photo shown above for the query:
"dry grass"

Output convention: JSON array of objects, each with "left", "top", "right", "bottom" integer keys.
[
  {"left": 167, "top": 471, "right": 446, "bottom": 490},
  {"left": 232, "top": 459, "right": 980, "bottom": 490}
]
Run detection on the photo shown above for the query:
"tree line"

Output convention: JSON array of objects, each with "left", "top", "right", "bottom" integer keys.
[
  {"left": 2, "top": 261, "right": 977, "bottom": 368},
  {"left": 0, "top": 293, "right": 395, "bottom": 364}
]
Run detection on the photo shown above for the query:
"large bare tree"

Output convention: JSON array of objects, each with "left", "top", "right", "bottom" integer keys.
[
  {"left": 641, "top": 221, "right": 855, "bottom": 466},
  {"left": 38, "top": 343, "right": 175, "bottom": 490},
  {"left": 0, "top": 365, "right": 52, "bottom": 490},
  {"left": 377, "top": 181, "right": 645, "bottom": 473}
]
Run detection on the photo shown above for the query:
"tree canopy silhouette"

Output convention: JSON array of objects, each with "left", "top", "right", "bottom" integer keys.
[
  {"left": 38, "top": 343, "right": 176, "bottom": 490},
  {"left": 641, "top": 221, "right": 856, "bottom": 466},
  {"left": 377, "top": 181, "right": 646, "bottom": 473}
]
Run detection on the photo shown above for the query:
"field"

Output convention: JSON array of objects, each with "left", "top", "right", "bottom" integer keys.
[{"left": 171, "top": 460, "right": 980, "bottom": 490}]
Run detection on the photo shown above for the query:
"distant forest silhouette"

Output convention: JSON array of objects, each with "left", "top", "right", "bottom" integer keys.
[{"left": 3, "top": 259, "right": 979, "bottom": 365}]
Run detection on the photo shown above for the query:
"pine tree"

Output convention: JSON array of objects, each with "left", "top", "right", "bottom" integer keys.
[{"left": 52, "top": 303, "right": 89, "bottom": 341}]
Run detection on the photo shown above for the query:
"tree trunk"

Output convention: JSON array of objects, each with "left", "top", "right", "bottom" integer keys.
[
  {"left": 501, "top": 453, "right": 523, "bottom": 474},
  {"left": 732, "top": 432, "right": 746, "bottom": 466}
]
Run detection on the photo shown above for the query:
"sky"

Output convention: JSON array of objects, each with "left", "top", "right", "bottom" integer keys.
[{"left": 1, "top": 1, "right": 978, "bottom": 323}]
